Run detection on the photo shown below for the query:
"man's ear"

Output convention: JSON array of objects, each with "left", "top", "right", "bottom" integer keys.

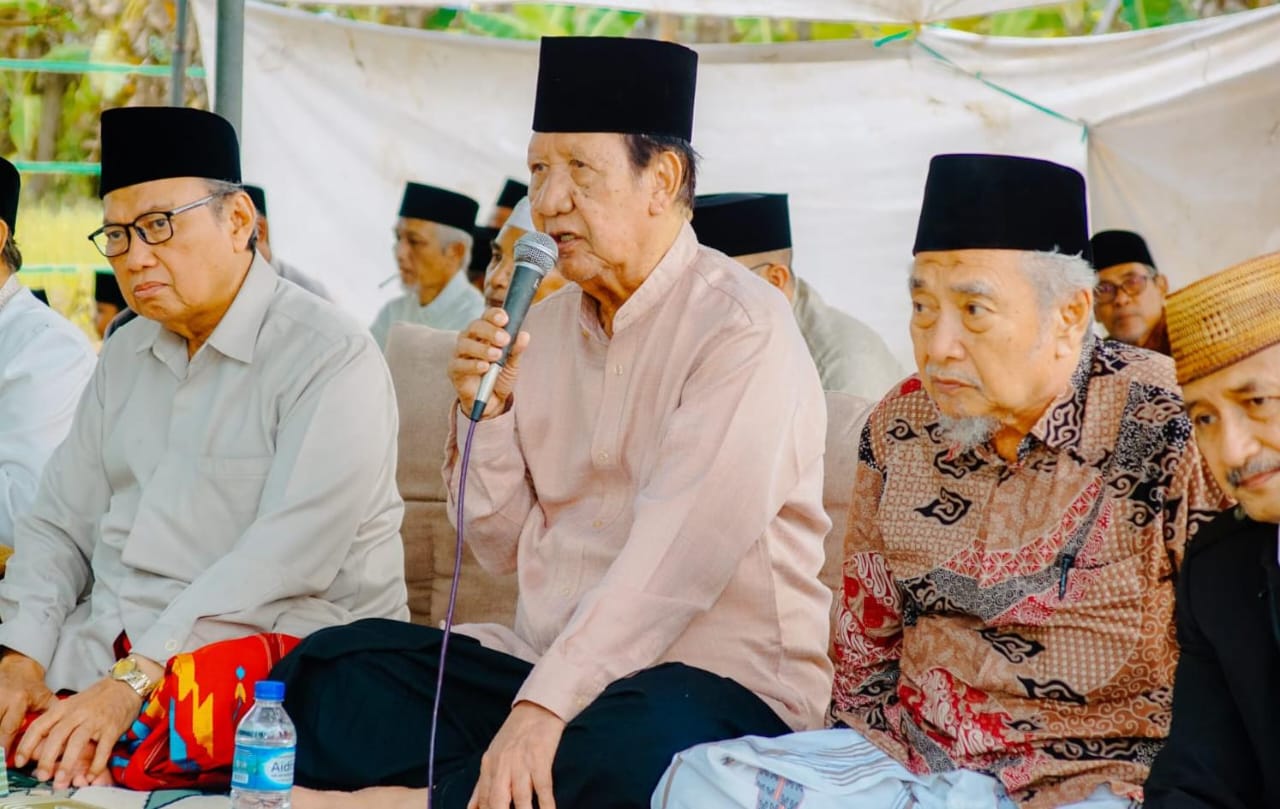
[
  {"left": 1057, "top": 288, "right": 1093, "bottom": 351},
  {"left": 647, "top": 149, "right": 684, "bottom": 215},
  {"left": 229, "top": 192, "right": 257, "bottom": 251},
  {"left": 0, "top": 219, "right": 10, "bottom": 257},
  {"left": 446, "top": 238, "right": 468, "bottom": 266},
  {"left": 763, "top": 263, "right": 792, "bottom": 292},
  {"left": 1156, "top": 273, "right": 1169, "bottom": 296}
]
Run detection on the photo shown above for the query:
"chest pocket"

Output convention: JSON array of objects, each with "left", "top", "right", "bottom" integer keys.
[{"left": 120, "top": 455, "right": 273, "bottom": 581}]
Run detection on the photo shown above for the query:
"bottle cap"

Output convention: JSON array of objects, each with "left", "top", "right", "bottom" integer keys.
[{"left": 254, "top": 680, "right": 285, "bottom": 701}]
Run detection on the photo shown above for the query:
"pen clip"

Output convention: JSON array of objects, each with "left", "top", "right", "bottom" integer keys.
[{"left": 1058, "top": 553, "right": 1076, "bottom": 599}]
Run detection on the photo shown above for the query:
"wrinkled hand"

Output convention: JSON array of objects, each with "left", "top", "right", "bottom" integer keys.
[
  {"left": 449, "top": 308, "right": 532, "bottom": 421},
  {"left": 468, "top": 701, "right": 566, "bottom": 809},
  {"left": 0, "top": 651, "right": 53, "bottom": 752},
  {"left": 16, "top": 676, "right": 142, "bottom": 789}
]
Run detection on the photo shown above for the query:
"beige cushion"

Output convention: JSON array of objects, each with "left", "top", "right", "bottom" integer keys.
[
  {"left": 821, "top": 391, "right": 874, "bottom": 595},
  {"left": 385, "top": 322, "right": 519, "bottom": 627}
]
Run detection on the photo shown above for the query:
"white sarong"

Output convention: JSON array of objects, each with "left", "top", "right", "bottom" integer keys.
[{"left": 652, "top": 729, "right": 1137, "bottom": 809}]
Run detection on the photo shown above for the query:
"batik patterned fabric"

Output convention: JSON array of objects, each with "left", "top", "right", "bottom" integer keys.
[
  {"left": 110, "top": 634, "right": 300, "bottom": 791},
  {"left": 831, "top": 337, "right": 1226, "bottom": 809}
]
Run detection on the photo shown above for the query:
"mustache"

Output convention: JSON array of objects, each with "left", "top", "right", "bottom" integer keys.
[
  {"left": 1227, "top": 453, "right": 1280, "bottom": 489},
  {"left": 925, "top": 365, "right": 981, "bottom": 387}
]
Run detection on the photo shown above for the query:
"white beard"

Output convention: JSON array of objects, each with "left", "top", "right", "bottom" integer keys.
[{"left": 938, "top": 414, "right": 999, "bottom": 452}]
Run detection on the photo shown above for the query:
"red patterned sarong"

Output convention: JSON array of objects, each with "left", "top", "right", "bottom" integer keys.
[{"left": 109, "top": 633, "right": 300, "bottom": 790}]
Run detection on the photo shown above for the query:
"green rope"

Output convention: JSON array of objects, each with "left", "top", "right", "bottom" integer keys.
[
  {"left": 12, "top": 161, "right": 100, "bottom": 175},
  {"left": 873, "top": 29, "right": 913, "bottom": 47},
  {"left": 869, "top": 28, "right": 1089, "bottom": 142},
  {"left": 913, "top": 38, "right": 1089, "bottom": 142},
  {"left": 0, "top": 57, "right": 205, "bottom": 78}
]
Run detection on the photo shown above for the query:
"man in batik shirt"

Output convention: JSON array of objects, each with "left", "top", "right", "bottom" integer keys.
[
  {"left": 831, "top": 155, "right": 1226, "bottom": 807},
  {"left": 654, "top": 154, "right": 1226, "bottom": 809}
]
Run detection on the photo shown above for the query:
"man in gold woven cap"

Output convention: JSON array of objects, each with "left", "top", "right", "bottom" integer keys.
[{"left": 1145, "top": 251, "right": 1280, "bottom": 808}]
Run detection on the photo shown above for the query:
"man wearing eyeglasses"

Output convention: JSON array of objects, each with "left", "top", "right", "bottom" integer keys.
[
  {"left": 692, "top": 193, "right": 903, "bottom": 400},
  {"left": 1091, "top": 230, "right": 1170, "bottom": 355},
  {"left": 0, "top": 107, "right": 407, "bottom": 790}
]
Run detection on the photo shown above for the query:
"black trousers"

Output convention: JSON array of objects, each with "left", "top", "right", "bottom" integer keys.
[{"left": 271, "top": 618, "right": 790, "bottom": 809}]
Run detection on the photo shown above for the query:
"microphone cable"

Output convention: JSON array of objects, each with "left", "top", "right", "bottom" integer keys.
[
  {"left": 424, "top": 232, "right": 556, "bottom": 805},
  {"left": 427, "top": 412, "right": 479, "bottom": 804}
]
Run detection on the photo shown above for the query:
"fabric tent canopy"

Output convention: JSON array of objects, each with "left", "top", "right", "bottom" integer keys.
[
  {"left": 192, "top": 1, "right": 1280, "bottom": 365},
  {"left": 256, "top": 0, "right": 1060, "bottom": 23}
]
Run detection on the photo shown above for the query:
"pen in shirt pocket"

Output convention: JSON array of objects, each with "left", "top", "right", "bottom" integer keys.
[{"left": 1058, "top": 553, "right": 1076, "bottom": 599}]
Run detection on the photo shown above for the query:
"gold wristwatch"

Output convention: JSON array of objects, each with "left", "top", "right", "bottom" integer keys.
[{"left": 108, "top": 656, "right": 157, "bottom": 699}]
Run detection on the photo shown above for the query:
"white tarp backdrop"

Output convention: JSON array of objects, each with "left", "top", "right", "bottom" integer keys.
[
  {"left": 257, "top": 0, "right": 1058, "bottom": 23},
  {"left": 192, "top": 2, "right": 1280, "bottom": 365}
]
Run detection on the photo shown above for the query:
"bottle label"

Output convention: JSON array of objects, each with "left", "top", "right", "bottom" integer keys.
[{"left": 232, "top": 744, "right": 295, "bottom": 791}]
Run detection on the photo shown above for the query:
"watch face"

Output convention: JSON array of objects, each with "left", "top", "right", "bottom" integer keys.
[{"left": 111, "top": 658, "right": 137, "bottom": 678}]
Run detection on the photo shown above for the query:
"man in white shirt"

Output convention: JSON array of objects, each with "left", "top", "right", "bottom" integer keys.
[
  {"left": 0, "top": 107, "right": 407, "bottom": 791},
  {"left": 0, "top": 156, "right": 96, "bottom": 547},
  {"left": 369, "top": 182, "right": 485, "bottom": 349}
]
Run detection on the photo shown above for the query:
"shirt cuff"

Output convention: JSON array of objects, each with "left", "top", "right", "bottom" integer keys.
[
  {"left": 0, "top": 615, "right": 59, "bottom": 671},
  {"left": 514, "top": 646, "right": 610, "bottom": 724},
  {"left": 130, "top": 618, "right": 192, "bottom": 665},
  {"left": 448, "top": 401, "right": 518, "bottom": 458}
]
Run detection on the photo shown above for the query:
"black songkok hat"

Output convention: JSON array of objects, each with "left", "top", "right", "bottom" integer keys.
[
  {"left": 471, "top": 225, "right": 499, "bottom": 274},
  {"left": 533, "top": 37, "right": 698, "bottom": 142},
  {"left": 496, "top": 180, "right": 527, "bottom": 210},
  {"left": 0, "top": 157, "right": 18, "bottom": 234},
  {"left": 1090, "top": 230, "right": 1155, "bottom": 272},
  {"left": 95, "top": 272, "right": 128, "bottom": 309},
  {"left": 398, "top": 182, "right": 480, "bottom": 232},
  {"left": 244, "top": 184, "right": 267, "bottom": 216},
  {"left": 912, "top": 154, "right": 1090, "bottom": 262},
  {"left": 99, "top": 107, "right": 240, "bottom": 198},
  {"left": 692, "top": 193, "right": 792, "bottom": 257}
]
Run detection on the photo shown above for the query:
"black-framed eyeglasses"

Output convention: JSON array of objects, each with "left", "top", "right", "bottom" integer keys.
[
  {"left": 87, "top": 194, "right": 218, "bottom": 258},
  {"left": 1095, "top": 271, "right": 1155, "bottom": 304}
]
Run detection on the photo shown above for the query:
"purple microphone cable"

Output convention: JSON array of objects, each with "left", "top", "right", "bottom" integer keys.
[
  {"left": 425, "top": 231, "right": 556, "bottom": 804},
  {"left": 428, "top": 414, "right": 479, "bottom": 803}
]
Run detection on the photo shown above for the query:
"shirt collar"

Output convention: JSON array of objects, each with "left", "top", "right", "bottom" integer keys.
[
  {"left": 1025, "top": 334, "right": 1098, "bottom": 454},
  {"left": 0, "top": 274, "right": 21, "bottom": 311},
  {"left": 607, "top": 222, "right": 698, "bottom": 334},
  {"left": 135, "top": 252, "right": 277, "bottom": 368},
  {"left": 204, "top": 252, "right": 277, "bottom": 364},
  {"left": 420, "top": 270, "right": 471, "bottom": 317},
  {"left": 942, "top": 335, "right": 1098, "bottom": 464}
]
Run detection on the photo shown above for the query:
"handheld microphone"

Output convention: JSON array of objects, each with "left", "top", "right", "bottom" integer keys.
[{"left": 469, "top": 231, "right": 558, "bottom": 421}]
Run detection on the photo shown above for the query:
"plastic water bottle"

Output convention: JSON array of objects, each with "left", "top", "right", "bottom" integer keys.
[{"left": 231, "top": 680, "right": 296, "bottom": 809}]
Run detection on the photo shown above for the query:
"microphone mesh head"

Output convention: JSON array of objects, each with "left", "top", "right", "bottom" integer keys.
[{"left": 514, "top": 232, "right": 559, "bottom": 276}]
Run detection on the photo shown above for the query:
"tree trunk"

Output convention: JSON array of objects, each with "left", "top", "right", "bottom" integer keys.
[{"left": 28, "top": 73, "right": 67, "bottom": 199}]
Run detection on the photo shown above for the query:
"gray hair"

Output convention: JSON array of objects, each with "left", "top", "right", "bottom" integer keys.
[
  {"left": 1021, "top": 251, "right": 1095, "bottom": 315},
  {"left": 434, "top": 221, "right": 474, "bottom": 270}
]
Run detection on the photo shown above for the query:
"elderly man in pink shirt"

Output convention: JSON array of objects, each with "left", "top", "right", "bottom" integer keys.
[{"left": 276, "top": 34, "right": 833, "bottom": 809}]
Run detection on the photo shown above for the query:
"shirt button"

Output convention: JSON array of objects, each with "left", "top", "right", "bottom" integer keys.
[
  {"left": 581, "top": 329, "right": 589, "bottom": 338},
  {"left": 598, "top": 451, "right": 609, "bottom": 463},
  {"left": 558, "top": 585, "right": 572, "bottom": 597},
  {"left": 592, "top": 520, "right": 604, "bottom": 529},
  {"left": 164, "top": 640, "right": 179, "bottom": 652},
  {"left": 614, "top": 364, "right": 624, "bottom": 375}
]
